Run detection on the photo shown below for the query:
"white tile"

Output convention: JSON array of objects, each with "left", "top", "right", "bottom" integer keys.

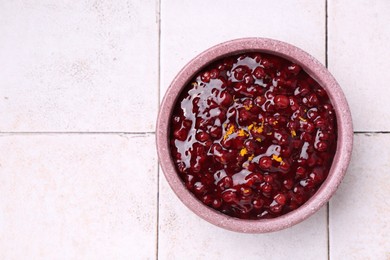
[
  {"left": 158, "top": 173, "right": 328, "bottom": 260},
  {"left": 0, "top": 1, "right": 158, "bottom": 132},
  {"left": 0, "top": 134, "right": 157, "bottom": 259},
  {"left": 329, "top": 134, "right": 390, "bottom": 259},
  {"left": 160, "top": 0, "right": 326, "bottom": 100},
  {"left": 328, "top": 1, "right": 390, "bottom": 131},
  {"left": 159, "top": 4, "right": 328, "bottom": 255}
]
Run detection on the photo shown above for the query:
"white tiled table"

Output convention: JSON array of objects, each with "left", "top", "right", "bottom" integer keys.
[{"left": 0, "top": 1, "right": 389, "bottom": 259}]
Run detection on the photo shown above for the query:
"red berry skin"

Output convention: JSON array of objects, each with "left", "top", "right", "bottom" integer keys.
[
  {"left": 201, "top": 71, "right": 211, "bottom": 83},
  {"left": 287, "top": 64, "right": 301, "bottom": 75},
  {"left": 270, "top": 204, "right": 283, "bottom": 213},
  {"left": 274, "top": 95, "right": 290, "bottom": 109},
  {"left": 254, "top": 96, "right": 266, "bottom": 106},
  {"left": 196, "top": 132, "right": 210, "bottom": 142},
  {"left": 233, "top": 65, "right": 249, "bottom": 81},
  {"left": 261, "top": 183, "right": 272, "bottom": 193},
  {"left": 316, "top": 141, "right": 328, "bottom": 152},
  {"left": 217, "top": 176, "right": 233, "bottom": 191},
  {"left": 193, "top": 182, "right": 206, "bottom": 195},
  {"left": 259, "top": 156, "right": 272, "bottom": 169},
  {"left": 245, "top": 173, "right": 263, "bottom": 187},
  {"left": 220, "top": 91, "right": 233, "bottom": 107},
  {"left": 253, "top": 66, "right": 266, "bottom": 79},
  {"left": 222, "top": 190, "right": 237, "bottom": 203},
  {"left": 289, "top": 96, "right": 300, "bottom": 111},
  {"left": 212, "top": 198, "right": 222, "bottom": 208},
  {"left": 169, "top": 52, "right": 337, "bottom": 220},
  {"left": 210, "top": 68, "right": 220, "bottom": 79},
  {"left": 252, "top": 199, "right": 264, "bottom": 209},
  {"left": 275, "top": 193, "right": 287, "bottom": 205},
  {"left": 202, "top": 194, "right": 213, "bottom": 205},
  {"left": 173, "top": 128, "right": 188, "bottom": 141},
  {"left": 264, "top": 175, "right": 273, "bottom": 183},
  {"left": 283, "top": 179, "right": 294, "bottom": 190}
]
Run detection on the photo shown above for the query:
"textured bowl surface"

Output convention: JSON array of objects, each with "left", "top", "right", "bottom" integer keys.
[{"left": 156, "top": 38, "right": 353, "bottom": 233}]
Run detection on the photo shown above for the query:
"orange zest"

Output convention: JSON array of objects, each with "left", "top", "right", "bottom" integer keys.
[
  {"left": 291, "top": 129, "right": 297, "bottom": 137},
  {"left": 244, "top": 103, "right": 253, "bottom": 111},
  {"left": 223, "top": 125, "right": 235, "bottom": 140},
  {"left": 239, "top": 147, "right": 248, "bottom": 156},
  {"left": 272, "top": 154, "right": 283, "bottom": 163},
  {"left": 237, "top": 129, "right": 249, "bottom": 137}
]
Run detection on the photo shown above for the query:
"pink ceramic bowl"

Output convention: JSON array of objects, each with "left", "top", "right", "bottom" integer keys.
[{"left": 156, "top": 38, "right": 353, "bottom": 233}]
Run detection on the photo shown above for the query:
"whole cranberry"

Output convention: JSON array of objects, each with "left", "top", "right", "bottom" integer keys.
[
  {"left": 212, "top": 198, "right": 222, "bottom": 208},
  {"left": 196, "top": 131, "right": 210, "bottom": 142},
  {"left": 233, "top": 65, "right": 249, "bottom": 81},
  {"left": 259, "top": 156, "right": 272, "bottom": 169},
  {"left": 296, "top": 166, "right": 307, "bottom": 178},
  {"left": 261, "top": 183, "right": 273, "bottom": 193},
  {"left": 222, "top": 189, "right": 237, "bottom": 203},
  {"left": 252, "top": 198, "right": 264, "bottom": 209},
  {"left": 173, "top": 128, "right": 188, "bottom": 141},
  {"left": 243, "top": 74, "right": 254, "bottom": 85},
  {"left": 316, "top": 141, "right": 328, "bottom": 152},
  {"left": 219, "top": 91, "right": 233, "bottom": 107},
  {"left": 170, "top": 52, "right": 337, "bottom": 220},
  {"left": 217, "top": 176, "right": 233, "bottom": 190},
  {"left": 193, "top": 181, "right": 206, "bottom": 195},
  {"left": 210, "top": 68, "right": 220, "bottom": 79},
  {"left": 274, "top": 193, "right": 287, "bottom": 205},
  {"left": 201, "top": 71, "right": 211, "bottom": 83},
  {"left": 244, "top": 139, "right": 258, "bottom": 153},
  {"left": 274, "top": 95, "right": 290, "bottom": 109},
  {"left": 283, "top": 179, "right": 294, "bottom": 190},
  {"left": 253, "top": 66, "right": 266, "bottom": 79}
]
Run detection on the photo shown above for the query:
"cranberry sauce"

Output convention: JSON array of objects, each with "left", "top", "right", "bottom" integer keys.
[{"left": 169, "top": 53, "right": 337, "bottom": 219}]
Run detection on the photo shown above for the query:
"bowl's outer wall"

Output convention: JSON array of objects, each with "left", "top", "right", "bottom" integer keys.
[{"left": 156, "top": 38, "right": 353, "bottom": 233}]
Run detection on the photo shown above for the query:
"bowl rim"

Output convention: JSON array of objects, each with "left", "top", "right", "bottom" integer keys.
[{"left": 156, "top": 37, "right": 353, "bottom": 233}]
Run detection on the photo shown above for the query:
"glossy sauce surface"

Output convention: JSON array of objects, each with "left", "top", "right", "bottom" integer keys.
[{"left": 170, "top": 53, "right": 337, "bottom": 219}]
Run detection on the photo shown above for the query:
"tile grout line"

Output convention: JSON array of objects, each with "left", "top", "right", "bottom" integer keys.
[
  {"left": 325, "top": 1, "right": 330, "bottom": 260},
  {"left": 325, "top": 0, "right": 328, "bottom": 68},
  {"left": 327, "top": 203, "right": 330, "bottom": 260},
  {"left": 156, "top": 0, "right": 161, "bottom": 258},
  {"left": 156, "top": 166, "right": 160, "bottom": 260}
]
